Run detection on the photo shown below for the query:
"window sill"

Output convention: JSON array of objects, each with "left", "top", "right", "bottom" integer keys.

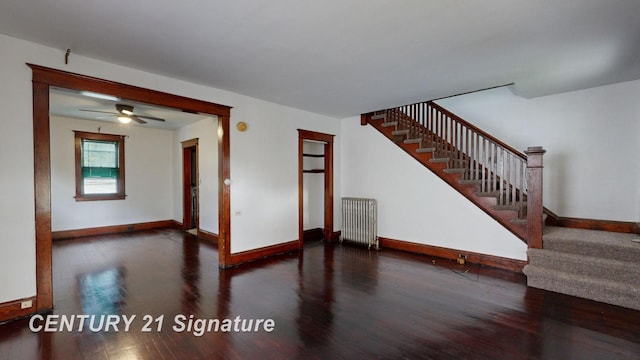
[{"left": 74, "top": 194, "right": 127, "bottom": 202}]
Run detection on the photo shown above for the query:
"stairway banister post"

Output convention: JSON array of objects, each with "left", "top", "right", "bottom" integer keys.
[
  {"left": 525, "top": 146, "right": 546, "bottom": 249},
  {"left": 361, "top": 113, "right": 369, "bottom": 126}
]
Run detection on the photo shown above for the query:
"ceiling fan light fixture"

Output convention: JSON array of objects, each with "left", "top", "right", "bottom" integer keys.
[
  {"left": 117, "top": 115, "right": 132, "bottom": 124},
  {"left": 116, "top": 104, "right": 135, "bottom": 116}
]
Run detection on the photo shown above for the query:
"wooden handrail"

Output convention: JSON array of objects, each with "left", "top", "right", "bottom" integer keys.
[
  {"left": 428, "top": 101, "right": 526, "bottom": 160},
  {"left": 366, "top": 99, "right": 546, "bottom": 249}
]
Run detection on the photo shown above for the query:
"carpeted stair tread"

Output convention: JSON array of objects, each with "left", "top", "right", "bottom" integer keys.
[
  {"left": 543, "top": 226, "right": 640, "bottom": 262},
  {"left": 523, "top": 265, "right": 640, "bottom": 311},
  {"left": 527, "top": 248, "right": 640, "bottom": 284}
]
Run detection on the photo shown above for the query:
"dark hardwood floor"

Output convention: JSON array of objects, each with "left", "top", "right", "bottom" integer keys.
[{"left": 1, "top": 229, "right": 639, "bottom": 359}]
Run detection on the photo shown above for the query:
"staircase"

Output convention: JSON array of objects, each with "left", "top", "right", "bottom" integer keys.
[
  {"left": 363, "top": 101, "right": 640, "bottom": 312},
  {"left": 363, "top": 101, "right": 545, "bottom": 244},
  {"left": 524, "top": 227, "right": 640, "bottom": 310}
]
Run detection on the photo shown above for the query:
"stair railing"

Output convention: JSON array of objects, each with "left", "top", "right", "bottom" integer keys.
[{"left": 369, "top": 100, "right": 545, "bottom": 248}]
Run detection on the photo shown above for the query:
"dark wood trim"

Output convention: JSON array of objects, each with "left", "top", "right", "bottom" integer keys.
[
  {"left": 29, "top": 64, "right": 233, "bottom": 318},
  {"left": 181, "top": 139, "right": 199, "bottom": 230},
  {"left": 229, "top": 240, "right": 299, "bottom": 266},
  {"left": 525, "top": 146, "right": 546, "bottom": 249},
  {"left": 379, "top": 237, "right": 527, "bottom": 273},
  {"left": 218, "top": 114, "right": 232, "bottom": 267},
  {"left": 197, "top": 228, "right": 219, "bottom": 245},
  {"left": 302, "top": 153, "right": 325, "bottom": 158},
  {"left": 51, "top": 220, "right": 177, "bottom": 240},
  {"left": 0, "top": 296, "right": 38, "bottom": 324},
  {"left": 323, "top": 139, "right": 334, "bottom": 242},
  {"left": 546, "top": 215, "right": 640, "bottom": 235},
  {"left": 360, "top": 113, "right": 368, "bottom": 126},
  {"left": 303, "top": 228, "right": 324, "bottom": 241},
  {"left": 33, "top": 80, "right": 52, "bottom": 312},
  {"left": 181, "top": 138, "right": 199, "bottom": 148},
  {"left": 28, "top": 64, "right": 231, "bottom": 116},
  {"left": 303, "top": 169, "right": 325, "bottom": 173},
  {"left": 364, "top": 113, "right": 528, "bottom": 242},
  {"left": 74, "top": 131, "right": 126, "bottom": 201},
  {"left": 298, "top": 129, "right": 335, "bottom": 249},
  {"left": 297, "top": 129, "right": 335, "bottom": 142},
  {"left": 298, "top": 132, "right": 304, "bottom": 249}
]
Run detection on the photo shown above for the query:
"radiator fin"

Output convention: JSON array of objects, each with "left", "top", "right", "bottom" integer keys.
[{"left": 340, "top": 197, "right": 378, "bottom": 249}]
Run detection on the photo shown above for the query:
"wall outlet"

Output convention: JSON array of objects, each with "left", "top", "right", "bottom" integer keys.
[
  {"left": 21, "top": 300, "right": 33, "bottom": 309},
  {"left": 457, "top": 254, "right": 466, "bottom": 265}
]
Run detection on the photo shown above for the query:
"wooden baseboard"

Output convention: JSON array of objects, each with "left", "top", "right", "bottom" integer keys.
[
  {"left": 303, "top": 228, "right": 324, "bottom": 241},
  {"left": 0, "top": 296, "right": 37, "bottom": 324},
  {"left": 229, "top": 240, "right": 299, "bottom": 266},
  {"left": 197, "top": 228, "right": 219, "bottom": 245},
  {"left": 379, "top": 237, "right": 527, "bottom": 273},
  {"left": 545, "top": 215, "right": 640, "bottom": 235},
  {"left": 52, "top": 220, "right": 177, "bottom": 240}
]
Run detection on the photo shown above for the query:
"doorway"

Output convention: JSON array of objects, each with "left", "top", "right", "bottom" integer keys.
[
  {"left": 297, "top": 129, "right": 335, "bottom": 248},
  {"left": 30, "top": 64, "right": 232, "bottom": 312},
  {"left": 182, "top": 139, "right": 199, "bottom": 234}
]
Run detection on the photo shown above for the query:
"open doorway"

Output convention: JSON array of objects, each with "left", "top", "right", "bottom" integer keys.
[
  {"left": 30, "top": 64, "right": 232, "bottom": 313},
  {"left": 182, "top": 139, "right": 199, "bottom": 235},
  {"left": 298, "top": 130, "right": 335, "bottom": 248}
]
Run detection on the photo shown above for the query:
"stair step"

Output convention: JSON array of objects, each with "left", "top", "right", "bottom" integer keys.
[
  {"left": 476, "top": 191, "right": 500, "bottom": 197},
  {"left": 543, "top": 227, "right": 640, "bottom": 262},
  {"left": 404, "top": 138, "right": 422, "bottom": 144},
  {"left": 392, "top": 129, "right": 409, "bottom": 136},
  {"left": 416, "top": 147, "right": 436, "bottom": 153},
  {"left": 493, "top": 204, "right": 524, "bottom": 211},
  {"left": 366, "top": 109, "right": 530, "bottom": 241},
  {"left": 459, "top": 179, "right": 483, "bottom": 185},
  {"left": 523, "top": 264, "right": 640, "bottom": 311},
  {"left": 527, "top": 248, "right": 640, "bottom": 284}
]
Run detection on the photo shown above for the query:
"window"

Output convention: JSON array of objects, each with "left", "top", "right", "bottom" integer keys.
[{"left": 74, "top": 131, "right": 126, "bottom": 201}]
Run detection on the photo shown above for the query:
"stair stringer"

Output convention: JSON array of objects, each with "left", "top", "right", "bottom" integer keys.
[{"left": 367, "top": 115, "right": 528, "bottom": 242}]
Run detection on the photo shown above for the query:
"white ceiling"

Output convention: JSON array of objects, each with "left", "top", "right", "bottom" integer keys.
[
  {"left": 50, "top": 87, "right": 212, "bottom": 129},
  {"left": 1, "top": 1, "right": 640, "bottom": 118}
]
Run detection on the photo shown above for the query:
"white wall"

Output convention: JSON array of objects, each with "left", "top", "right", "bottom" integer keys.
[
  {"left": 173, "top": 117, "right": 219, "bottom": 234},
  {"left": 303, "top": 141, "right": 325, "bottom": 230},
  {"left": 50, "top": 116, "right": 174, "bottom": 231},
  {"left": 341, "top": 117, "right": 527, "bottom": 260},
  {"left": 228, "top": 104, "right": 341, "bottom": 253},
  {"left": 0, "top": 33, "right": 341, "bottom": 303},
  {"left": 436, "top": 81, "right": 640, "bottom": 222}
]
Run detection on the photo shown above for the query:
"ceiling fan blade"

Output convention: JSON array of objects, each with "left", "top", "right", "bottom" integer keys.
[
  {"left": 79, "top": 109, "right": 118, "bottom": 115},
  {"left": 135, "top": 114, "right": 165, "bottom": 122},
  {"left": 132, "top": 115, "right": 147, "bottom": 124}
]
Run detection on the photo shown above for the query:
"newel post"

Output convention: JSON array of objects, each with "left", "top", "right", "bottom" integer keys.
[
  {"left": 525, "top": 146, "right": 546, "bottom": 249},
  {"left": 360, "top": 113, "right": 369, "bottom": 126}
]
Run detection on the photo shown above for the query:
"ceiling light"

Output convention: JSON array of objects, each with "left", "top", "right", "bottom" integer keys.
[
  {"left": 117, "top": 115, "right": 132, "bottom": 124},
  {"left": 116, "top": 104, "right": 135, "bottom": 116},
  {"left": 80, "top": 91, "right": 120, "bottom": 102}
]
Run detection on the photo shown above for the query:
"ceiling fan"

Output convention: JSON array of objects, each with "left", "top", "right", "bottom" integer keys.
[{"left": 80, "top": 104, "right": 166, "bottom": 124}]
